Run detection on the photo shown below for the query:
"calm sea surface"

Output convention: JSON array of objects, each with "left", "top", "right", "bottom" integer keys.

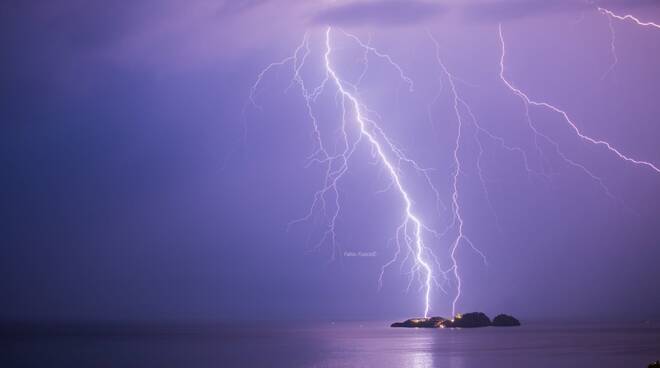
[{"left": 2, "top": 321, "right": 660, "bottom": 367}]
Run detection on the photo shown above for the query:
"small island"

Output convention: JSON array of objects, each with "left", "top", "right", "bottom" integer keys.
[{"left": 391, "top": 312, "right": 520, "bottom": 328}]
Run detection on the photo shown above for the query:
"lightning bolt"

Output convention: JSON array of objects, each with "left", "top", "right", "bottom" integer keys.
[
  {"left": 250, "top": 28, "right": 447, "bottom": 317},
  {"left": 498, "top": 23, "right": 660, "bottom": 177},
  {"left": 598, "top": 7, "right": 660, "bottom": 29},
  {"left": 597, "top": 7, "right": 660, "bottom": 79},
  {"left": 427, "top": 31, "right": 492, "bottom": 318},
  {"left": 323, "top": 27, "right": 437, "bottom": 317},
  {"left": 246, "top": 15, "right": 659, "bottom": 321},
  {"left": 601, "top": 10, "right": 618, "bottom": 80}
]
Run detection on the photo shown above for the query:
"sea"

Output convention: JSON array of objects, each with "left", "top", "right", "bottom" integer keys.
[{"left": 2, "top": 321, "right": 659, "bottom": 367}]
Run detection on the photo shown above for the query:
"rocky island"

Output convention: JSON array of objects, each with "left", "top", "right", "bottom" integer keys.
[
  {"left": 391, "top": 312, "right": 520, "bottom": 328},
  {"left": 492, "top": 313, "right": 521, "bottom": 326}
]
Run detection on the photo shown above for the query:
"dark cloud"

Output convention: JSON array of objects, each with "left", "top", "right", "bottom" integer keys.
[
  {"left": 313, "top": 0, "right": 446, "bottom": 26},
  {"left": 598, "top": 0, "right": 660, "bottom": 8},
  {"left": 463, "top": 0, "right": 588, "bottom": 22},
  {"left": 462, "top": 0, "right": 660, "bottom": 22},
  {"left": 217, "top": 0, "right": 269, "bottom": 17}
]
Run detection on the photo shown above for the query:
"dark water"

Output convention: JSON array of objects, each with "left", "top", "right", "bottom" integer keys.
[{"left": 2, "top": 321, "right": 660, "bottom": 367}]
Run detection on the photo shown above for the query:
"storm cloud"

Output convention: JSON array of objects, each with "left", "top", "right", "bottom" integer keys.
[
  {"left": 311, "top": 0, "right": 660, "bottom": 26},
  {"left": 462, "top": 0, "right": 660, "bottom": 22},
  {"left": 313, "top": 1, "right": 447, "bottom": 26}
]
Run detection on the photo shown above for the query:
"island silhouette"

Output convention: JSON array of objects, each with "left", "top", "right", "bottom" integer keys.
[{"left": 391, "top": 313, "right": 520, "bottom": 328}]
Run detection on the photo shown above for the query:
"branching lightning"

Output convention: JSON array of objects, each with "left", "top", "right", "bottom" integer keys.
[
  {"left": 246, "top": 9, "right": 660, "bottom": 320},
  {"left": 597, "top": 7, "right": 660, "bottom": 79},
  {"left": 498, "top": 23, "right": 660, "bottom": 176},
  {"left": 427, "top": 31, "right": 491, "bottom": 318},
  {"left": 249, "top": 28, "right": 448, "bottom": 317},
  {"left": 323, "top": 28, "right": 437, "bottom": 316},
  {"left": 601, "top": 11, "right": 618, "bottom": 80}
]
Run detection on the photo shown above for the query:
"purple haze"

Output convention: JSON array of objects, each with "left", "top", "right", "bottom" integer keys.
[{"left": 2, "top": 1, "right": 660, "bottom": 323}]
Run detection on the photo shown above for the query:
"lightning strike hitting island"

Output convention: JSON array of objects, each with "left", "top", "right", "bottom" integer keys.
[{"left": 248, "top": 5, "right": 660, "bottom": 320}]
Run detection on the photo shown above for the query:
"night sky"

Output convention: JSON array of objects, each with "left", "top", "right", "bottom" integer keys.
[{"left": 2, "top": 0, "right": 660, "bottom": 323}]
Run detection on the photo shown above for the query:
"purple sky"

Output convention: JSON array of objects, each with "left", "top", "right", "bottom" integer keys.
[{"left": 2, "top": 0, "right": 660, "bottom": 323}]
